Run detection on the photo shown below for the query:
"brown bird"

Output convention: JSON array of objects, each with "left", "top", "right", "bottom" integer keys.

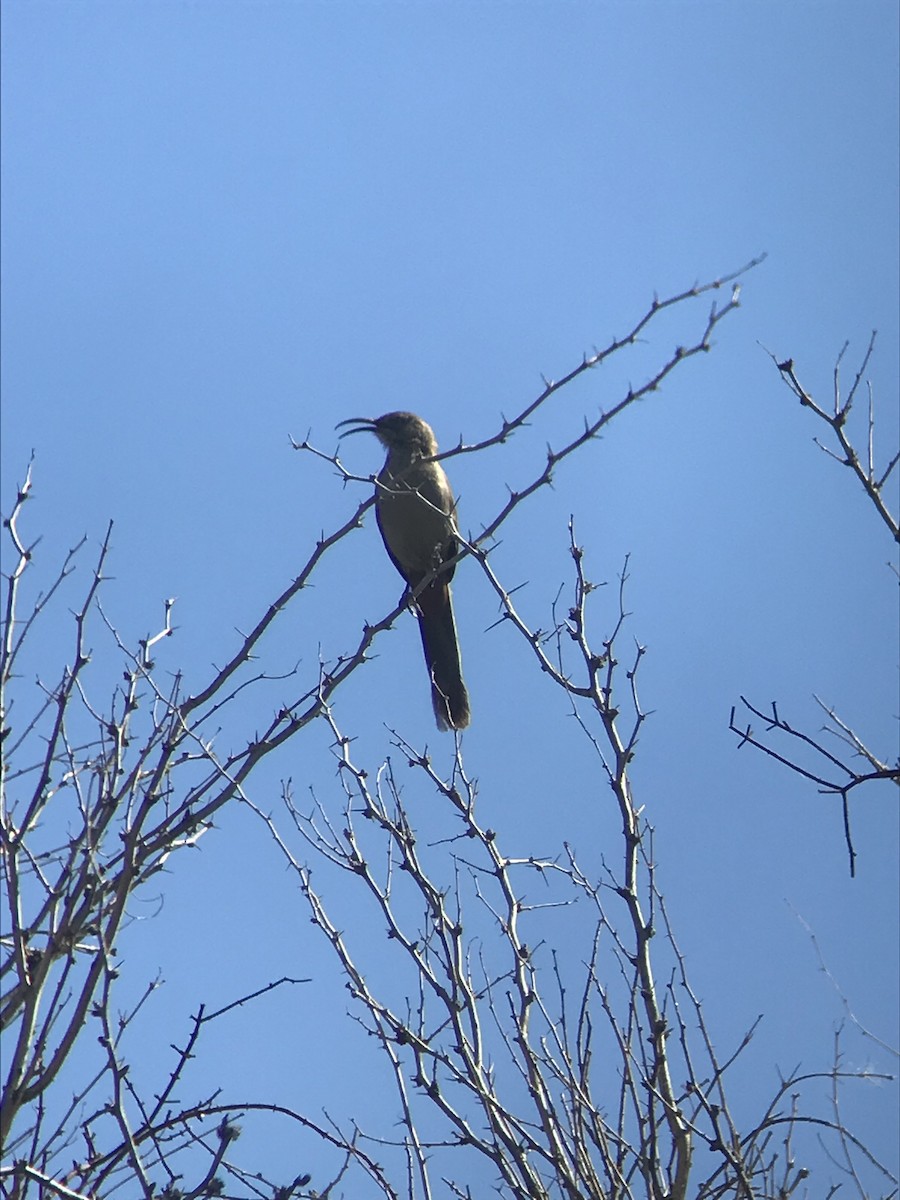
[{"left": 338, "top": 412, "right": 471, "bottom": 731}]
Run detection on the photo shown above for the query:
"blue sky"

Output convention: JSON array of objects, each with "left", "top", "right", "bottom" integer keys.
[{"left": 2, "top": 1, "right": 898, "bottom": 1193}]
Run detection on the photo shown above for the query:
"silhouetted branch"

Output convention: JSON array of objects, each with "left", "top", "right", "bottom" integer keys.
[
  {"left": 733, "top": 336, "right": 899, "bottom": 876},
  {"left": 5, "top": 263, "right": 892, "bottom": 1198},
  {"left": 768, "top": 334, "right": 898, "bottom": 543}
]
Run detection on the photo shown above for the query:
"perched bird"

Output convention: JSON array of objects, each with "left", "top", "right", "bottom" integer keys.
[{"left": 338, "top": 412, "right": 470, "bottom": 731}]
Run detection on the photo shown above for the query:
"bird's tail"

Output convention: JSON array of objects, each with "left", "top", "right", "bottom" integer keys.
[{"left": 416, "top": 581, "right": 471, "bottom": 731}]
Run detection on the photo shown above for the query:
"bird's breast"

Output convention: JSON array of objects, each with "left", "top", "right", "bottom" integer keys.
[{"left": 376, "top": 467, "right": 455, "bottom": 579}]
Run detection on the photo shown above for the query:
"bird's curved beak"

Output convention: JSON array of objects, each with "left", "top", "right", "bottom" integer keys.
[{"left": 336, "top": 417, "right": 378, "bottom": 438}]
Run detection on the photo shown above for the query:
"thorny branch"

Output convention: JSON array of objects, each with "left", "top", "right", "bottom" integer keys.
[
  {"left": 733, "top": 337, "right": 899, "bottom": 876},
  {"left": 251, "top": 532, "right": 894, "bottom": 1198},
  {"left": 769, "top": 333, "right": 898, "bottom": 544},
  {"left": 729, "top": 695, "right": 899, "bottom": 877},
  {"left": 3, "top": 262, "right": 894, "bottom": 1197}
]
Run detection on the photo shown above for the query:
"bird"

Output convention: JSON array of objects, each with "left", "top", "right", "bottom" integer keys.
[{"left": 337, "top": 411, "right": 471, "bottom": 731}]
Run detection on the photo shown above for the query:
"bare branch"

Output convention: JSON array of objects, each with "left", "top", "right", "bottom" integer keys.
[
  {"left": 4, "top": 262, "right": 891, "bottom": 1199},
  {"left": 767, "top": 334, "right": 899, "bottom": 543}
]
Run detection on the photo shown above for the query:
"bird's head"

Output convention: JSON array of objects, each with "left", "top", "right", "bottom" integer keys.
[{"left": 337, "top": 412, "right": 438, "bottom": 457}]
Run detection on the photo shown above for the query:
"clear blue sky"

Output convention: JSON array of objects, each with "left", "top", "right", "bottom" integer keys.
[{"left": 2, "top": 1, "right": 898, "bottom": 1192}]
